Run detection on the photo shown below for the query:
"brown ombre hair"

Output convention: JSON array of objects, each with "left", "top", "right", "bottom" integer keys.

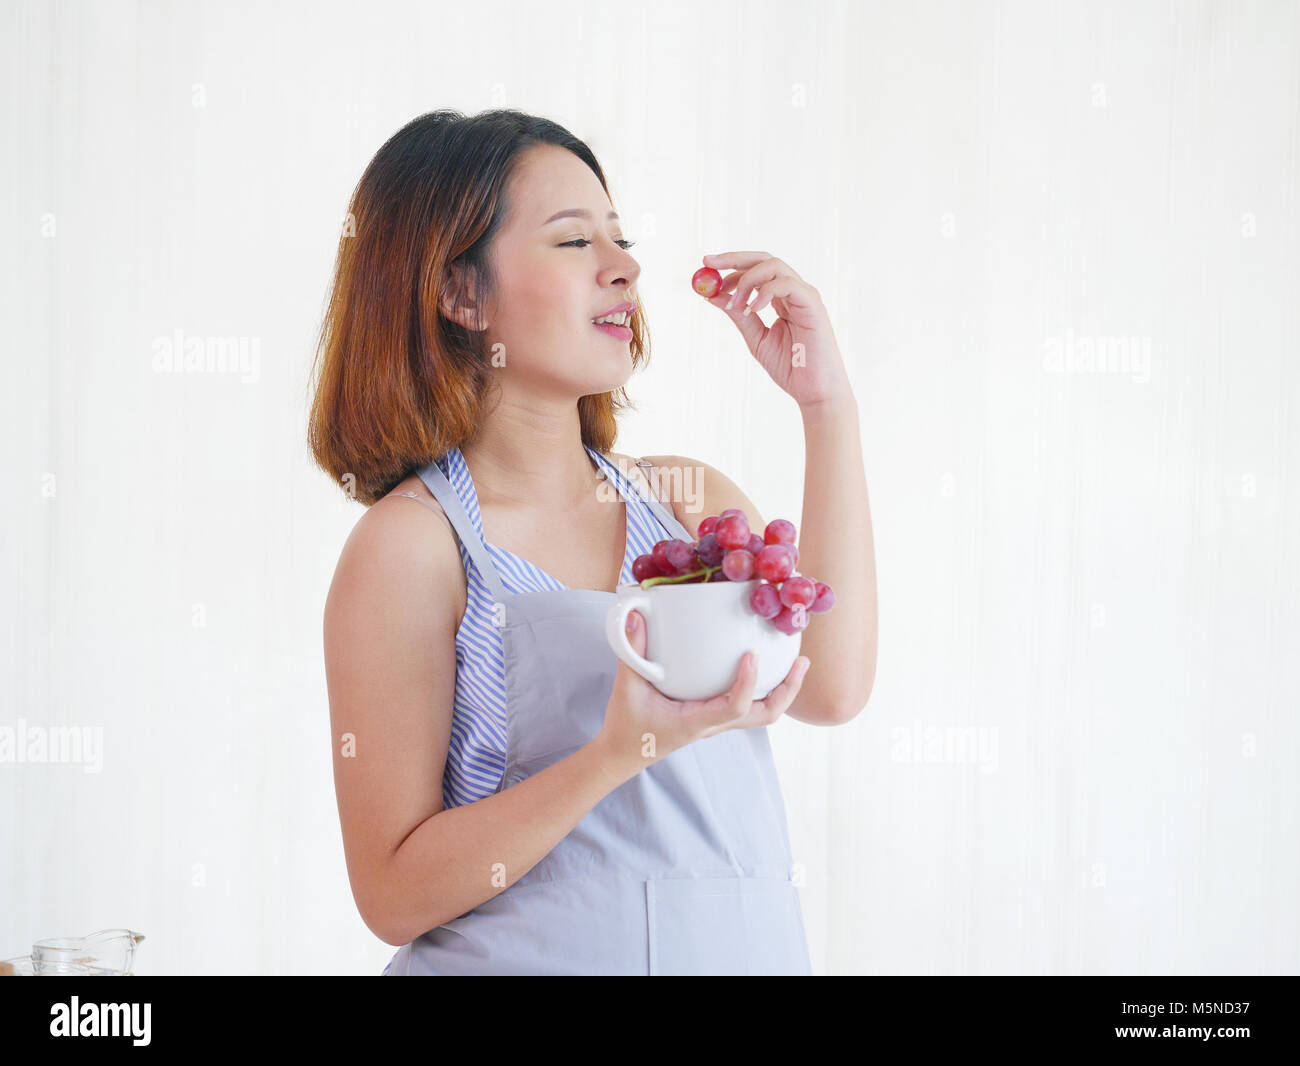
[{"left": 306, "top": 108, "right": 650, "bottom": 507}]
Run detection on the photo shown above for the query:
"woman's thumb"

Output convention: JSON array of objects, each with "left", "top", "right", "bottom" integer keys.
[{"left": 624, "top": 610, "right": 645, "bottom": 654}]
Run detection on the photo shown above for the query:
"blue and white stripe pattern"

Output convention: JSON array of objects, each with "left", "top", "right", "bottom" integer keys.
[{"left": 435, "top": 445, "right": 675, "bottom": 810}]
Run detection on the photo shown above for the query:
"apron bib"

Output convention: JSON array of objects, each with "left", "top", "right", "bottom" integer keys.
[{"left": 382, "top": 452, "right": 811, "bottom": 975}]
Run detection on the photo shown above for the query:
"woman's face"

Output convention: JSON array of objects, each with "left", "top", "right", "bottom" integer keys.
[{"left": 479, "top": 144, "right": 641, "bottom": 400}]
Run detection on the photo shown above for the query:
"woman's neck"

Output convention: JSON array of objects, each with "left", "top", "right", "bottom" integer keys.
[{"left": 460, "top": 405, "right": 604, "bottom": 511}]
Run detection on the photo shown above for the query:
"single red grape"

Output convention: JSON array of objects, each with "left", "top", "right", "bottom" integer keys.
[
  {"left": 714, "top": 514, "right": 750, "bottom": 551},
  {"left": 698, "top": 515, "right": 719, "bottom": 537},
  {"left": 721, "top": 549, "right": 755, "bottom": 581},
  {"left": 651, "top": 540, "right": 677, "bottom": 575},
  {"left": 772, "top": 604, "right": 810, "bottom": 635},
  {"left": 755, "top": 544, "right": 795, "bottom": 582},
  {"left": 764, "top": 519, "right": 797, "bottom": 546},
  {"left": 692, "top": 266, "right": 722, "bottom": 298},
  {"left": 810, "top": 581, "right": 836, "bottom": 613},
  {"left": 696, "top": 531, "right": 724, "bottom": 566},
  {"left": 779, "top": 575, "right": 816, "bottom": 608},
  {"left": 745, "top": 532, "right": 765, "bottom": 556},
  {"left": 632, "top": 554, "right": 659, "bottom": 582},
  {"left": 664, "top": 539, "right": 696, "bottom": 572},
  {"left": 749, "top": 582, "right": 782, "bottom": 618}
]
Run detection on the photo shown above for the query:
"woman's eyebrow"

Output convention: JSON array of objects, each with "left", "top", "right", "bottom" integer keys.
[{"left": 541, "top": 208, "right": 621, "bottom": 226}]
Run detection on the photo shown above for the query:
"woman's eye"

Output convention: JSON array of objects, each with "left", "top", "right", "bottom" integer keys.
[{"left": 561, "top": 238, "right": 637, "bottom": 250}]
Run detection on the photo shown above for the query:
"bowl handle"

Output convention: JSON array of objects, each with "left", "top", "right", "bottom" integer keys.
[{"left": 605, "top": 590, "right": 666, "bottom": 687}]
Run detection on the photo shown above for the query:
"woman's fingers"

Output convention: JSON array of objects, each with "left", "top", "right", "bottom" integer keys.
[
  {"left": 696, "top": 653, "right": 809, "bottom": 737},
  {"left": 736, "top": 655, "right": 811, "bottom": 729},
  {"left": 688, "top": 650, "right": 763, "bottom": 737}
]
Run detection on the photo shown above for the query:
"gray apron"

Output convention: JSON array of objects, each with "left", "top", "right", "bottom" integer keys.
[{"left": 382, "top": 452, "right": 811, "bottom": 975}]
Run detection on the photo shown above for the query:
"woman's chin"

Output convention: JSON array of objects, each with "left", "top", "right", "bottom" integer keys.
[{"left": 593, "top": 346, "right": 636, "bottom": 382}]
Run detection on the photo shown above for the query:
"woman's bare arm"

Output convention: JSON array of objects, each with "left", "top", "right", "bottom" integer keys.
[{"left": 323, "top": 498, "right": 635, "bottom": 946}]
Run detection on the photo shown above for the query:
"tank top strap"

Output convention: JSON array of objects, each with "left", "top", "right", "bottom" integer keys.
[
  {"left": 414, "top": 453, "right": 512, "bottom": 603},
  {"left": 594, "top": 451, "right": 693, "bottom": 543}
]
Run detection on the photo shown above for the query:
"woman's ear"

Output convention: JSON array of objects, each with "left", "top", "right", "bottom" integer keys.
[{"left": 438, "top": 262, "right": 488, "bottom": 331}]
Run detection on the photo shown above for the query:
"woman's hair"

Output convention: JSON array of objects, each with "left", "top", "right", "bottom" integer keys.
[{"left": 306, "top": 108, "right": 649, "bottom": 506}]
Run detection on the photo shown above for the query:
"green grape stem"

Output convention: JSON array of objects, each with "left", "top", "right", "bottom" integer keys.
[{"left": 640, "top": 563, "right": 724, "bottom": 589}]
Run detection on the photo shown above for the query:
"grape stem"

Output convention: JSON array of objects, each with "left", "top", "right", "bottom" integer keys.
[{"left": 640, "top": 563, "right": 723, "bottom": 588}]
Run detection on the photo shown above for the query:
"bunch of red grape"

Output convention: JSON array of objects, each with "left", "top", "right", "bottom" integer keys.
[{"left": 631, "top": 510, "right": 835, "bottom": 635}]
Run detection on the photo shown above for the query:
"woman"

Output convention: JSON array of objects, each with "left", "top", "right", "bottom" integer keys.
[{"left": 308, "top": 109, "right": 877, "bottom": 975}]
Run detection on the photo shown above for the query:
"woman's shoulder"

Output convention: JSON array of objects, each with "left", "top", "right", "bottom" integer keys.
[
  {"left": 347, "top": 473, "right": 468, "bottom": 627},
  {"left": 346, "top": 472, "right": 464, "bottom": 578},
  {"left": 375, "top": 472, "right": 453, "bottom": 528}
]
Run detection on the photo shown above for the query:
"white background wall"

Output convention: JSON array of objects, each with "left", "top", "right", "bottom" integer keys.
[{"left": 2, "top": 0, "right": 1296, "bottom": 975}]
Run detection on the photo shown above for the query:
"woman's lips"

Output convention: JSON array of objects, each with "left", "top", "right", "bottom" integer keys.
[{"left": 593, "top": 321, "right": 633, "bottom": 340}]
